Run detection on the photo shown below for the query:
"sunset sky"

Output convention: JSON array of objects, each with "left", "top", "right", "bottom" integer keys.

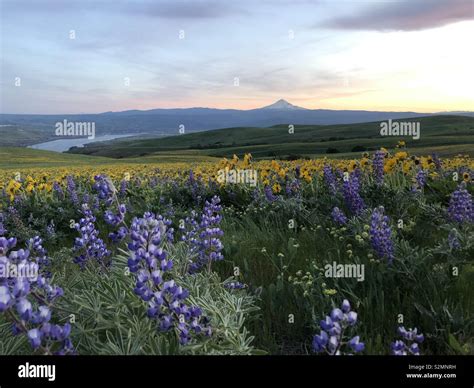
[{"left": 1, "top": 0, "right": 473, "bottom": 114}]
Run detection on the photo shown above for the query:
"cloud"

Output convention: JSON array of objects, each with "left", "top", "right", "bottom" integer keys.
[
  {"left": 2, "top": 0, "right": 239, "bottom": 19},
  {"left": 321, "top": 0, "right": 474, "bottom": 31},
  {"left": 134, "top": 1, "right": 239, "bottom": 19}
]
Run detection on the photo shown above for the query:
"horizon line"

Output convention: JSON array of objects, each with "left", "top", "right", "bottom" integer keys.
[{"left": 1, "top": 102, "right": 471, "bottom": 116}]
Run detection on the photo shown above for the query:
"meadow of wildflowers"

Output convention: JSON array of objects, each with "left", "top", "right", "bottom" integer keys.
[{"left": 0, "top": 148, "right": 473, "bottom": 355}]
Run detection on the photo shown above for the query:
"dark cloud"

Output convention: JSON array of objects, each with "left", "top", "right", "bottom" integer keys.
[
  {"left": 321, "top": 0, "right": 473, "bottom": 31},
  {"left": 135, "top": 1, "right": 238, "bottom": 19},
  {"left": 2, "top": 0, "right": 238, "bottom": 19}
]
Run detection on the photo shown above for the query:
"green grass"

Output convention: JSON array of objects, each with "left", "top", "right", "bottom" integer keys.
[
  {"left": 1, "top": 152, "right": 472, "bottom": 355},
  {"left": 213, "top": 177, "right": 474, "bottom": 354},
  {"left": 0, "top": 147, "right": 218, "bottom": 169},
  {"left": 67, "top": 115, "right": 474, "bottom": 159},
  {"left": 0, "top": 125, "right": 54, "bottom": 147}
]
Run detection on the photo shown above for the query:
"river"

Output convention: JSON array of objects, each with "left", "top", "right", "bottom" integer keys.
[{"left": 29, "top": 134, "right": 138, "bottom": 153}]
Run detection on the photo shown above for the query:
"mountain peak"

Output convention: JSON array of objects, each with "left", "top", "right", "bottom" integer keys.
[{"left": 260, "top": 99, "right": 306, "bottom": 110}]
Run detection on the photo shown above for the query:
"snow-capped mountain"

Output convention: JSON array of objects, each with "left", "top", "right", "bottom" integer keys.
[{"left": 259, "top": 99, "right": 307, "bottom": 110}]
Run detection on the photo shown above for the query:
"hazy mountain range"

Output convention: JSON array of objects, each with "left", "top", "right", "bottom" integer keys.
[{"left": 1, "top": 100, "right": 473, "bottom": 140}]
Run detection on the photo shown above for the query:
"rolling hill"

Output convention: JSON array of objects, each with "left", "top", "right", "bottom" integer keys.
[
  {"left": 67, "top": 115, "right": 474, "bottom": 159},
  {"left": 2, "top": 100, "right": 473, "bottom": 147}
]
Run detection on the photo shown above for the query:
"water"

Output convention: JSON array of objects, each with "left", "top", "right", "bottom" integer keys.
[{"left": 29, "top": 134, "right": 137, "bottom": 153}]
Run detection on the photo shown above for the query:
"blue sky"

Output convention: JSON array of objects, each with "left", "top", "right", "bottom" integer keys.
[{"left": 1, "top": 0, "right": 473, "bottom": 113}]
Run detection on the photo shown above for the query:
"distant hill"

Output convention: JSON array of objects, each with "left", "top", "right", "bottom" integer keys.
[
  {"left": 0, "top": 125, "right": 56, "bottom": 147},
  {"left": 2, "top": 100, "right": 473, "bottom": 146},
  {"left": 67, "top": 115, "right": 474, "bottom": 159}
]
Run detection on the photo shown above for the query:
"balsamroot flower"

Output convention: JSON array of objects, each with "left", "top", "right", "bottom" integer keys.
[
  {"left": 312, "top": 299, "right": 364, "bottom": 355},
  {"left": 391, "top": 326, "right": 424, "bottom": 355},
  {"left": 370, "top": 206, "right": 394, "bottom": 263},
  {"left": 127, "top": 212, "right": 210, "bottom": 345}
]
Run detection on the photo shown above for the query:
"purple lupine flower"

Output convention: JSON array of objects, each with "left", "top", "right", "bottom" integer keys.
[
  {"left": 82, "top": 193, "right": 90, "bottom": 205},
  {"left": 27, "top": 328, "right": 42, "bottom": 349},
  {"left": 119, "top": 179, "right": 128, "bottom": 198},
  {"left": 431, "top": 153, "right": 442, "bottom": 171},
  {"left": 323, "top": 164, "right": 337, "bottom": 195},
  {"left": 0, "top": 212, "right": 6, "bottom": 236},
  {"left": 341, "top": 299, "right": 351, "bottom": 313},
  {"left": 0, "top": 285, "right": 13, "bottom": 311},
  {"left": 104, "top": 204, "right": 126, "bottom": 226},
  {"left": 447, "top": 183, "right": 473, "bottom": 223},
  {"left": 66, "top": 176, "right": 79, "bottom": 207},
  {"left": 92, "top": 174, "right": 116, "bottom": 206},
  {"left": 16, "top": 297, "right": 33, "bottom": 320},
  {"left": 391, "top": 326, "right": 424, "bottom": 355},
  {"left": 0, "top": 236, "right": 74, "bottom": 354},
  {"left": 448, "top": 229, "right": 461, "bottom": 250},
  {"left": 28, "top": 236, "right": 49, "bottom": 268},
  {"left": 295, "top": 166, "right": 301, "bottom": 179},
  {"left": 224, "top": 281, "right": 246, "bottom": 290},
  {"left": 93, "top": 175, "right": 112, "bottom": 199},
  {"left": 187, "top": 170, "right": 203, "bottom": 203},
  {"left": 52, "top": 182, "right": 64, "bottom": 200},
  {"left": 73, "top": 204, "right": 111, "bottom": 268},
  {"left": 182, "top": 196, "right": 224, "bottom": 273},
  {"left": 331, "top": 207, "right": 348, "bottom": 225},
  {"left": 415, "top": 169, "right": 427, "bottom": 189},
  {"left": 370, "top": 206, "right": 394, "bottom": 263},
  {"left": 342, "top": 172, "right": 365, "bottom": 216},
  {"left": 264, "top": 185, "right": 278, "bottom": 202},
  {"left": 0, "top": 236, "right": 17, "bottom": 255},
  {"left": 109, "top": 226, "right": 128, "bottom": 243},
  {"left": 411, "top": 168, "right": 428, "bottom": 192},
  {"left": 285, "top": 179, "right": 301, "bottom": 197},
  {"left": 127, "top": 212, "right": 210, "bottom": 345},
  {"left": 349, "top": 336, "right": 365, "bottom": 352},
  {"left": 372, "top": 150, "right": 385, "bottom": 186},
  {"left": 312, "top": 299, "right": 364, "bottom": 355},
  {"left": 46, "top": 222, "right": 56, "bottom": 238},
  {"left": 149, "top": 176, "right": 158, "bottom": 188}
]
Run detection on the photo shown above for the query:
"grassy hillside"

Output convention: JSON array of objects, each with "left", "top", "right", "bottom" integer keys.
[
  {"left": 0, "top": 147, "right": 218, "bottom": 170},
  {"left": 68, "top": 115, "right": 474, "bottom": 159},
  {"left": 0, "top": 125, "right": 54, "bottom": 147}
]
